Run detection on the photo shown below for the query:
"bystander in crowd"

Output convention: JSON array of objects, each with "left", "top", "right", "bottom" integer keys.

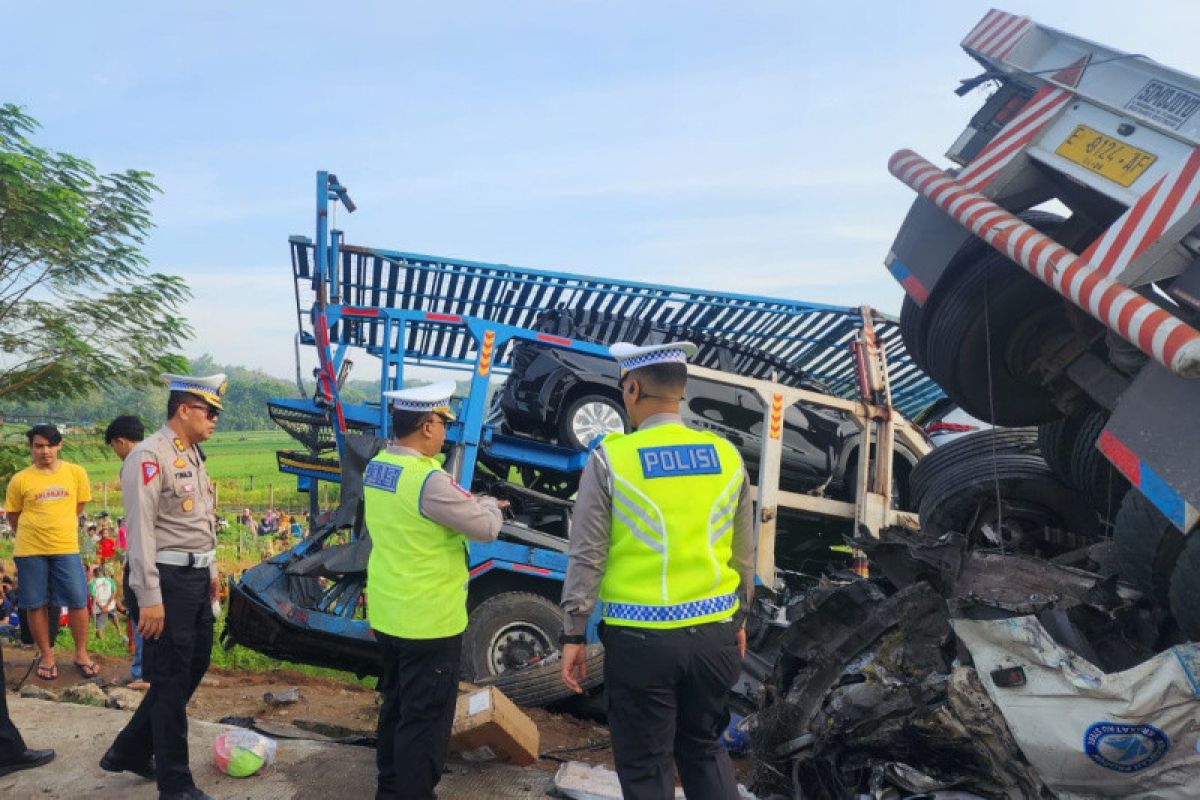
[{"left": 3, "top": 425, "right": 99, "bottom": 680}]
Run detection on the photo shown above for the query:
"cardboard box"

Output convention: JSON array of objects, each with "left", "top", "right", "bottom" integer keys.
[{"left": 450, "top": 684, "right": 540, "bottom": 766}]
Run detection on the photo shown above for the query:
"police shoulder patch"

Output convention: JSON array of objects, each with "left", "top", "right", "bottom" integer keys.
[
  {"left": 638, "top": 444, "right": 722, "bottom": 479},
  {"left": 364, "top": 461, "right": 402, "bottom": 492},
  {"left": 141, "top": 461, "right": 160, "bottom": 485}
]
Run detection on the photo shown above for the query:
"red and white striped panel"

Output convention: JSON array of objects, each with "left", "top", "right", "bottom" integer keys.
[
  {"left": 958, "top": 85, "right": 1073, "bottom": 191},
  {"left": 1080, "top": 148, "right": 1200, "bottom": 277},
  {"left": 888, "top": 148, "right": 1200, "bottom": 378},
  {"left": 961, "top": 9, "right": 1033, "bottom": 63}
]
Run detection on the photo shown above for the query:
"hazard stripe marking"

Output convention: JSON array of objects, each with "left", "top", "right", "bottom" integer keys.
[{"left": 887, "top": 149, "right": 1200, "bottom": 378}]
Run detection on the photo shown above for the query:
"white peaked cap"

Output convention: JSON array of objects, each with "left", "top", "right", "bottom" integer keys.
[
  {"left": 382, "top": 380, "right": 457, "bottom": 419},
  {"left": 609, "top": 341, "right": 698, "bottom": 376},
  {"left": 162, "top": 373, "right": 228, "bottom": 409}
]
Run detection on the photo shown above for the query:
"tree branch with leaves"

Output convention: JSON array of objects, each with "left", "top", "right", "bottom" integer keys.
[{"left": 0, "top": 103, "right": 192, "bottom": 406}]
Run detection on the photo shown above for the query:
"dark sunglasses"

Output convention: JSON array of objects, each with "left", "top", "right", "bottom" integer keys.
[{"left": 187, "top": 403, "right": 220, "bottom": 421}]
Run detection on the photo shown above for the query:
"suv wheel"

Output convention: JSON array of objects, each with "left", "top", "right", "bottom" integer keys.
[{"left": 559, "top": 393, "right": 626, "bottom": 450}]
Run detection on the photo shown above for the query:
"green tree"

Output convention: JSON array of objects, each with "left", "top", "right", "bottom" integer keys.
[{"left": 0, "top": 103, "right": 190, "bottom": 404}]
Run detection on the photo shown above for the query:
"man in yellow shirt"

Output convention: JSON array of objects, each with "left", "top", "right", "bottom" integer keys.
[{"left": 3, "top": 425, "right": 97, "bottom": 681}]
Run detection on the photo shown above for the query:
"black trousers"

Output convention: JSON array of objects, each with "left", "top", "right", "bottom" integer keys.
[
  {"left": 111, "top": 564, "right": 214, "bottom": 795},
  {"left": 0, "top": 641, "right": 28, "bottom": 761},
  {"left": 374, "top": 630, "right": 462, "bottom": 800},
  {"left": 603, "top": 620, "right": 742, "bottom": 800}
]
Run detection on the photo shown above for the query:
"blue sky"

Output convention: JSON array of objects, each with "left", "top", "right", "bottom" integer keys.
[{"left": 8, "top": 1, "right": 1199, "bottom": 378}]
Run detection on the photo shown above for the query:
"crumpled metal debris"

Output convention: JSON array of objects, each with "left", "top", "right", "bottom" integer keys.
[
  {"left": 746, "top": 527, "right": 1189, "bottom": 799},
  {"left": 750, "top": 580, "right": 1047, "bottom": 798}
]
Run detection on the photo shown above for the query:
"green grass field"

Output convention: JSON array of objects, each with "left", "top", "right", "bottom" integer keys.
[{"left": 57, "top": 428, "right": 340, "bottom": 516}]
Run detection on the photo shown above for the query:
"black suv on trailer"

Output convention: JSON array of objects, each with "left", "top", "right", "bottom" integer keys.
[{"left": 497, "top": 309, "right": 920, "bottom": 503}]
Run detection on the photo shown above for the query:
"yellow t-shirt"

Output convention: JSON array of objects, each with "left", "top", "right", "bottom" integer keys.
[{"left": 4, "top": 462, "right": 92, "bottom": 556}]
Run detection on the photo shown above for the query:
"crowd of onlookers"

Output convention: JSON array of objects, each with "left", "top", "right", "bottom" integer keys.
[
  {"left": 237, "top": 507, "right": 307, "bottom": 559},
  {"left": 1, "top": 505, "right": 309, "bottom": 661}
]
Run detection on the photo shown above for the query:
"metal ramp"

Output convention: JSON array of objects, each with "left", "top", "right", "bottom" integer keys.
[{"left": 289, "top": 238, "right": 944, "bottom": 417}]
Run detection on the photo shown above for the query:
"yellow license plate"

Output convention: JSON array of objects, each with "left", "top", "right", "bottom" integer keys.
[{"left": 1055, "top": 125, "right": 1157, "bottom": 187}]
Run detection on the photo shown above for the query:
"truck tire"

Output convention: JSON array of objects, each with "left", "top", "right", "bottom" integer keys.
[
  {"left": 1169, "top": 533, "right": 1200, "bottom": 640},
  {"left": 909, "top": 428, "right": 1037, "bottom": 508},
  {"left": 1037, "top": 414, "right": 1087, "bottom": 484},
  {"left": 478, "top": 644, "right": 606, "bottom": 707},
  {"left": 559, "top": 393, "right": 627, "bottom": 450},
  {"left": 1068, "top": 411, "right": 1130, "bottom": 520},
  {"left": 462, "top": 591, "right": 563, "bottom": 681},
  {"left": 1115, "top": 490, "right": 1184, "bottom": 604},
  {"left": 922, "top": 212, "right": 1067, "bottom": 426},
  {"left": 919, "top": 452, "right": 1097, "bottom": 552},
  {"left": 902, "top": 216, "right": 1006, "bottom": 372},
  {"left": 900, "top": 295, "right": 928, "bottom": 373}
]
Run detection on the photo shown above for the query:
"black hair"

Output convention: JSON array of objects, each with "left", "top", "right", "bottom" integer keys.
[
  {"left": 167, "top": 390, "right": 194, "bottom": 420},
  {"left": 25, "top": 424, "right": 62, "bottom": 446},
  {"left": 104, "top": 415, "right": 145, "bottom": 445},
  {"left": 629, "top": 362, "right": 687, "bottom": 395},
  {"left": 391, "top": 408, "right": 436, "bottom": 438}
]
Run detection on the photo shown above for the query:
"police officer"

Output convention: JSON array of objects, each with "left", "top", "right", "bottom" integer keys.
[
  {"left": 101, "top": 373, "right": 226, "bottom": 800},
  {"left": 364, "top": 381, "right": 507, "bottom": 800},
  {"left": 560, "top": 342, "right": 755, "bottom": 800}
]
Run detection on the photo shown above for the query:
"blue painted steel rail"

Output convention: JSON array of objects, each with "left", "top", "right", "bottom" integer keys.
[{"left": 287, "top": 238, "right": 945, "bottom": 418}]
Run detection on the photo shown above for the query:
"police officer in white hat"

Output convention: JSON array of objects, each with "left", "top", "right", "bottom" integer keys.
[
  {"left": 364, "top": 381, "right": 509, "bottom": 800},
  {"left": 102, "top": 373, "right": 227, "bottom": 800},
  {"left": 560, "top": 343, "right": 755, "bottom": 800}
]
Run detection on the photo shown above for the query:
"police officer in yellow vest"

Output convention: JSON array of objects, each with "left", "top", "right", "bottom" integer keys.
[
  {"left": 561, "top": 342, "right": 755, "bottom": 800},
  {"left": 364, "top": 381, "right": 507, "bottom": 800}
]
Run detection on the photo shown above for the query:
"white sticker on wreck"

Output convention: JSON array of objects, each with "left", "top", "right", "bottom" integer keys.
[{"left": 1084, "top": 722, "right": 1171, "bottom": 773}]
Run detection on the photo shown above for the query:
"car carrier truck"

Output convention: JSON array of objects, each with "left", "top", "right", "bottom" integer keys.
[
  {"left": 885, "top": 8, "right": 1200, "bottom": 637},
  {"left": 225, "top": 173, "right": 936, "bottom": 704}
]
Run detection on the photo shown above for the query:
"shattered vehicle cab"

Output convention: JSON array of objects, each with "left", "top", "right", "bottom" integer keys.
[{"left": 746, "top": 531, "right": 1200, "bottom": 799}]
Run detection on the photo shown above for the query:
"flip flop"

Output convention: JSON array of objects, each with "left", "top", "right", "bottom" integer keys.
[
  {"left": 74, "top": 660, "right": 101, "bottom": 679},
  {"left": 36, "top": 662, "right": 59, "bottom": 681}
]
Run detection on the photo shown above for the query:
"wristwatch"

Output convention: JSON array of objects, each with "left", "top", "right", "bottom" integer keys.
[{"left": 559, "top": 632, "right": 586, "bottom": 646}]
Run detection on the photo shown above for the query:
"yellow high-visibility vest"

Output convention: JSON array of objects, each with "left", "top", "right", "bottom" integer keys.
[
  {"left": 364, "top": 451, "right": 469, "bottom": 638},
  {"left": 598, "top": 423, "right": 743, "bottom": 629}
]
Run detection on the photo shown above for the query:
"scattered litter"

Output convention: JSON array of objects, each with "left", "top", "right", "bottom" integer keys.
[
  {"left": 553, "top": 762, "right": 757, "bottom": 799},
  {"left": 213, "top": 729, "right": 277, "bottom": 778},
  {"left": 263, "top": 687, "right": 301, "bottom": 706}
]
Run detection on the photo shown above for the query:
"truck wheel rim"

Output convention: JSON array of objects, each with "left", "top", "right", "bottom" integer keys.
[
  {"left": 571, "top": 402, "right": 623, "bottom": 445},
  {"left": 488, "top": 621, "right": 554, "bottom": 675}
]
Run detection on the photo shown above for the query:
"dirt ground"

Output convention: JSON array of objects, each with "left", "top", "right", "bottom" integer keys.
[
  {"left": 3, "top": 641, "right": 758, "bottom": 788},
  {"left": 1, "top": 642, "right": 616, "bottom": 773}
]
